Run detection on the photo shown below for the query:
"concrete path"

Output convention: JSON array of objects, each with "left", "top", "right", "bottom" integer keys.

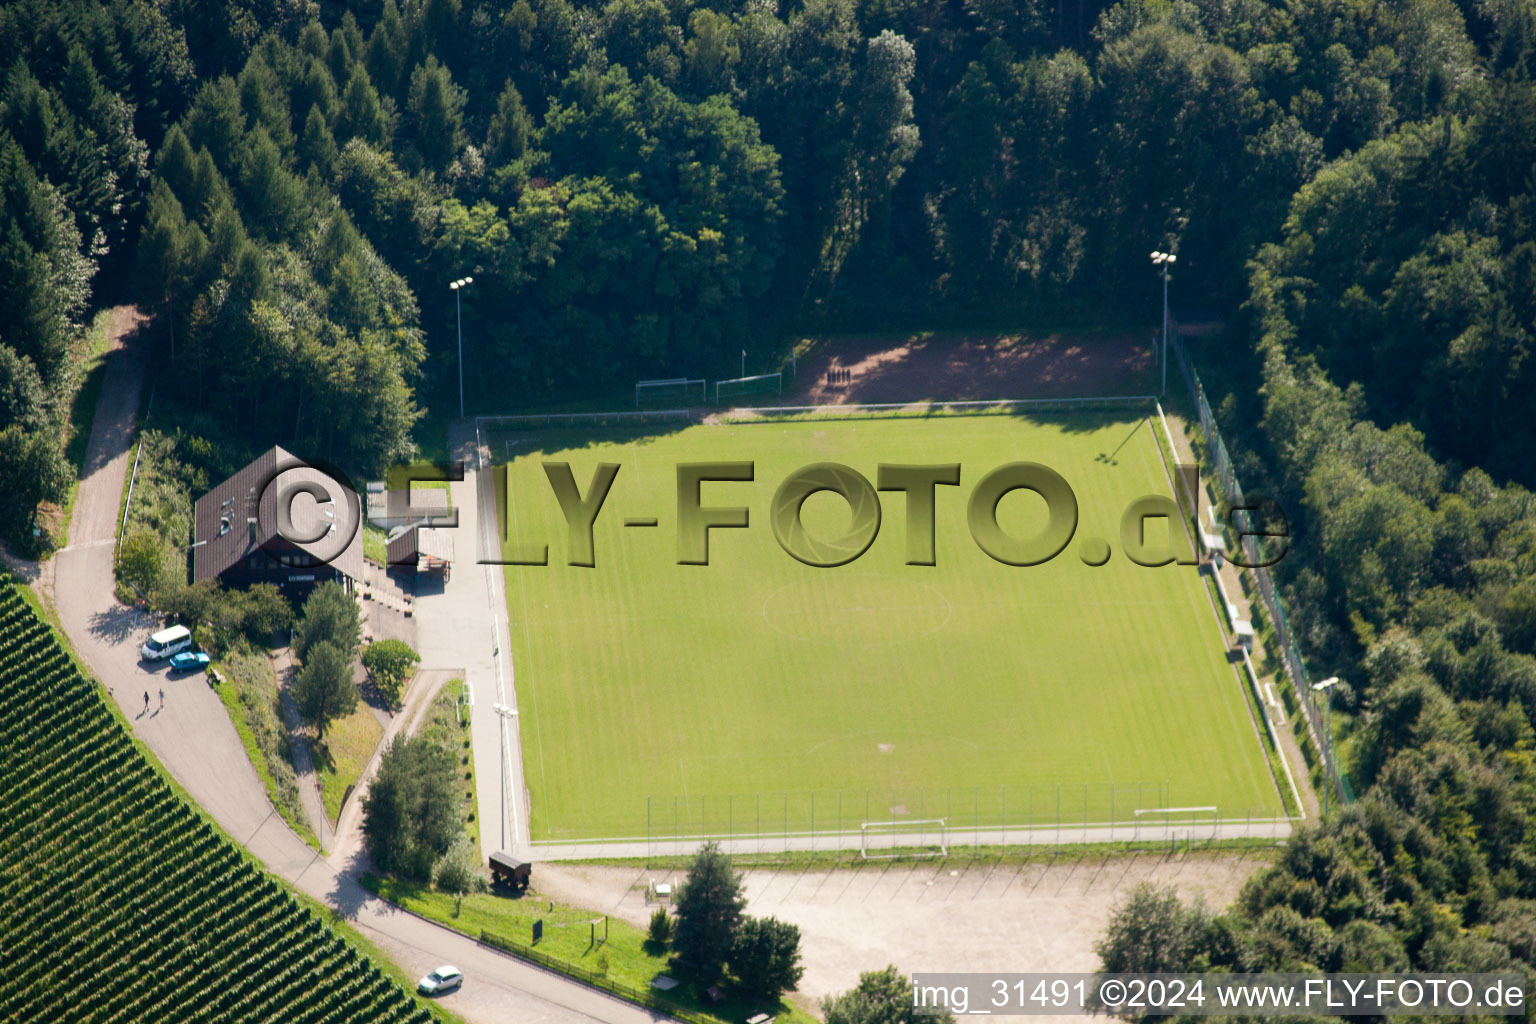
[
  {"left": 410, "top": 421, "right": 532, "bottom": 861},
  {"left": 528, "top": 816, "right": 1294, "bottom": 862},
  {"left": 43, "top": 311, "right": 667, "bottom": 1024}
]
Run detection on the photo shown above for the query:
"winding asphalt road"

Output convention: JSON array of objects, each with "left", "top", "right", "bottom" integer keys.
[{"left": 43, "top": 310, "right": 666, "bottom": 1024}]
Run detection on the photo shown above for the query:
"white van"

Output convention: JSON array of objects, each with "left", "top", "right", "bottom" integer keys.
[{"left": 141, "top": 625, "right": 193, "bottom": 661}]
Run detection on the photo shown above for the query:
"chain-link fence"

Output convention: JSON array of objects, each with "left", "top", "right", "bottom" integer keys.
[
  {"left": 520, "top": 781, "right": 1293, "bottom": 861},
  {"left": 1169, "top": 333, "right": 1346, "bottom": 807}
]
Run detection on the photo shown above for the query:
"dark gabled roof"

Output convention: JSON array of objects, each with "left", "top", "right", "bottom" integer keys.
[
  {"left": 385, "top": 524, "right": 417, "bottom": 567},
  {"left": 192, "top": 445, "right": 364, "bottom": 585},
  {"left": 488, "top": 851, "right": 528, "bottom": 871},
  {"left": 384, "top": 521, "right": 454, "bottom": 567}
]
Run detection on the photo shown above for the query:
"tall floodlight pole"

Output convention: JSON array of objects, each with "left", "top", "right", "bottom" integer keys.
[
  {"left": 492, "top": 701, "right": 517, "bottom": 850},
  {"left": 1150, "top": 252, "right": 1176, "bottom": 395},
  {"left": 450, "top": 277, "right": 474, "bottom": 419},
  {"left": 1312, "top": 676, "right": 1341, "bottom": 816}
]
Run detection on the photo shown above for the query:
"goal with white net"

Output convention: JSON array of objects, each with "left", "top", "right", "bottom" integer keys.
[
  {"left": 714, "top": 372, "right": 782, "bottom": 404},
  {"left": 859, "top": 818, "right": 948, "bottom": 860},
  {"left": 635, "top": 378, "right": 707, "bottom": 407}
]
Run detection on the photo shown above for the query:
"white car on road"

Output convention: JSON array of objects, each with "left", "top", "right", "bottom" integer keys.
[{"left": 417, "top": 966, "right": 463, "bottom": 996}]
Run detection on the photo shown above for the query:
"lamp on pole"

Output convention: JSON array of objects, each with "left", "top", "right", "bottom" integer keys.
[
  {"left": 492, "top": 701, "right": 517, "bottom": 850},
  {"left": 1312, "top": 676, "right": 1341, "bottom": 815},
  {"left": 449, "top": 277, "right": 474, "bottom": 419},
  {"left": 1150, "top": 251, "right": 1176, "bottom": 395}
]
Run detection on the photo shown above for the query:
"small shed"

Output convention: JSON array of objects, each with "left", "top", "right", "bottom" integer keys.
[
  {"left": 489, "top": 851, "right": 531, "bottom": 890},
  {"left": 385, "top": 523, "right": 454, "bottom": 579},
  {"left": 1234, "top": 618, "right": 1255, "bottom": 652},
  {"left": 417, "top": 528, "right": 454, "bottom": 578}
]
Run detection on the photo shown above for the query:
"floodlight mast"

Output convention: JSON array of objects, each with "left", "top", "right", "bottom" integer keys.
[
  {"left": 1312, "top": 676, "right": 1342, "bottom": 815},
  {"left": 1150, "top": 251, "right": 1176, "bottom": 395},
  {"left": 449, "top": 276, "right": 474, "bottom": 419},
  {"left": 492, "top": 701, "right": 517, "bottom": 849}
]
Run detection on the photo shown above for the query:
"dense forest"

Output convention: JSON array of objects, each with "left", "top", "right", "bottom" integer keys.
[{"left": 4, "top": 0, "right": 1536, "bottom": 995}]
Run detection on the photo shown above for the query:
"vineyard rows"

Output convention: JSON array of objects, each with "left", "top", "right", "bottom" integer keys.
[{"left": 0, "top": 580, "right": 436, "bottom": 1024}]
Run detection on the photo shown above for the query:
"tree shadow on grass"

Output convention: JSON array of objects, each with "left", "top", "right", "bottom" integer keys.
[{"left": 309, "top": 735, "right": 336, "bottom": 775}]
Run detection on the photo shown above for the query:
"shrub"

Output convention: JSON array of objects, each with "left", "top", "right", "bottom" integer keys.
[
  {"left": 116, "top": 527, "right": 168, "bottom": 602},
  {"left": 361, "top": 638, "right": 419, "bottom": 709},
  {"left": 649, "top": 907, "right": 673, "bottom": 944},
  {"left": 363, "top": 734, "right": 460, "bottom": 880},
  {"left": 730, "top": 915, "right": 803, "bottom": 1000},
  {"left": 433, "top": 838, "right": 486, "bottom": 896}
]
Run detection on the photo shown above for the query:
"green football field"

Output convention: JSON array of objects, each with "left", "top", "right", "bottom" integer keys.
[{"left": 495, "top": 412, "right": 1285, "bottom": 841}]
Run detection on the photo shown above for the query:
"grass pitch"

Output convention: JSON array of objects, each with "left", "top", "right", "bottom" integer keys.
[{"left": 497, "top": 412, "right": 1283, "bottom": 840}]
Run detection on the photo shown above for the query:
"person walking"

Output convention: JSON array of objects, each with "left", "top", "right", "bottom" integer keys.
[
  {"left": 158, "top": 688, "right": 165, "bottom": 708},
  {"left": 143, "top": 691, "right": 149, "bottom": 712}
]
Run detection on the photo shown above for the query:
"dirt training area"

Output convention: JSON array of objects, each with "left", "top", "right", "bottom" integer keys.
[
  {"left": 537, "top": 847, "right": 1269, "bottom": 1015},
  {"left": 789, "top": 330, "right": 1156, "bottom": 406}
]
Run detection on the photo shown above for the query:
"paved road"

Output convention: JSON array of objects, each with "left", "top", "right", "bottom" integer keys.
[
  {"left": 409, "top": 421, "right": 533, "bottom": 862},
  {"left": 44, "top": 310, "right": 666, "bottom": 1024}
]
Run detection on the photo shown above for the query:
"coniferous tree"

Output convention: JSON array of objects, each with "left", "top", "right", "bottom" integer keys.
[
  {"left": 404, "top": 56, "right": 465, "bottom": 172},
  {"left": 298, "top": 104, "right": 338, "bottom": 176},
  {"left": 485, "top": 79, "right": 532, "bottom": 166},
  {"left": 672, "top": 841, "right": 746, "bottom": 974}
]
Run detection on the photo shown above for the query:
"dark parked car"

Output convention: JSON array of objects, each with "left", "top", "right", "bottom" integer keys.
[{"left": 168, "top": 651, "right": 211, "bottom": 674}]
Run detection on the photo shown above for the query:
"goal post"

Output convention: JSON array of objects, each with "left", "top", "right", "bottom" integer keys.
[
  {"left": 714, "top": 372, "right": 782, "bottom": 404},
  {"left": 635, "top": 378, "right": 707, "bottom": 407},
  {"left": 859, "top": 818, "right": 947, "bottom": 860}
]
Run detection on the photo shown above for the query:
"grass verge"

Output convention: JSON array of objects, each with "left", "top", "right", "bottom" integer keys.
[
  {"left": 364, "top": 522, "right": 388, "bottom": 563},
  {"left": 417, "top": 678, "right": 479, "bottom": 850},
  {"left": 361, "top": 875, "right": 818, "bottom": 1024},
  {"left": 59, "top": 309, "right": 115, "bottom": 536},
  {"left": 317, "top": 702, "right": 385, "bottom": 823},
  {"left": 217, "top": 649, "right": 321, "bottom": 851}
]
